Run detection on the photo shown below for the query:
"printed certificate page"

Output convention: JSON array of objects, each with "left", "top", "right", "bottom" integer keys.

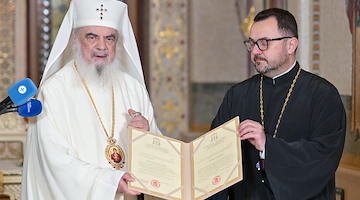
[
  {"left": 191, "top": 117, "right": 242, "bottom": 200},
  {"left": 129, "top": 129, "right": 184, "bottom": 200},
  {"left": 128, "top": 116, "right": 242, "bottom": 200}
]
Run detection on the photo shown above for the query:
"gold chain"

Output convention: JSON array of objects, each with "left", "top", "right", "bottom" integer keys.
[
  {"left": 73, "top": 62, "right": 115, "bottom": 141},
  {"left": 260, "top": 67, "right": 301, "bottom": 138}
]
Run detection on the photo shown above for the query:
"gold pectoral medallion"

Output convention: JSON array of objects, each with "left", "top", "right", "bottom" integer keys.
[
  {"left": 105, "top": 138, "right": 125, "bottom": 170},
  {"left": 74, "top": 62, "right": 125, "bottom": 170}
]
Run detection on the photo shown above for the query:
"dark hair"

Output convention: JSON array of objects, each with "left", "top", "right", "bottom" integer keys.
[{"left": 254, "top": 8, "right": 298, "bottom": 39}]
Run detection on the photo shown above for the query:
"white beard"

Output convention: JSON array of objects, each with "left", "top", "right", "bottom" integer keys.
[{"left": 72, "top": 41, "right": 121, "bottom": 89}]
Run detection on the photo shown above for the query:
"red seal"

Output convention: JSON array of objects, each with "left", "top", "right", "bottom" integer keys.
[
  {"left": 212, "top": 176, "right": 221, "bottom": 185},
  {"left": 151, "top": 180, "right": 160, "bottom": 188}
]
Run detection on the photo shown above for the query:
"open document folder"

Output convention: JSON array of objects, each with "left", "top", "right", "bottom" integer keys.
[{"left": 128, "top": 116, "right": 243, "bottom": 200}]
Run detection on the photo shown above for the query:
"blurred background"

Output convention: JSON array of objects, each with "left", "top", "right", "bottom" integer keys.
[{"left": 0, "top": 0, "right": 358, "bottom": 199}]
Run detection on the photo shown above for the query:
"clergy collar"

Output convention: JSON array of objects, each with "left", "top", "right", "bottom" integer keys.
[
  {"left": 263, "top": 61, "right": 300, "bottom": 85},
  {"left": 273, "top": 61, "right": 297, "bottom": 79}
]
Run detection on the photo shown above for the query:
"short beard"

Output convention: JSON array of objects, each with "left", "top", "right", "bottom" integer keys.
[
  {"left": 253, "top": 51, "right": 289, "bottom": 75},
  {"left": 72, "top": 40, "right": 121, "bottom": 88},
  {"left": 253, "top": 55, "right": 272, "bottom": 74}
]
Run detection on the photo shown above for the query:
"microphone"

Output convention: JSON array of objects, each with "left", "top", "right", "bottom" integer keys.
[
  {"left": 0, "top": 99, "right": 42, "bottom": 117},
  {"left": 0, "top": 78, "right": 38, "bottom": 113}
]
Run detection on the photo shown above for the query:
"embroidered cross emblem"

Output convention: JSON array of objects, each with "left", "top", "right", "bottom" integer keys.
[{"left": 96, "top": 4, "right": 108, "bottom": 20}]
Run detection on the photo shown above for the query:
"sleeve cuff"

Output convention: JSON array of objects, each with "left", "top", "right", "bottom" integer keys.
[{"left": 259, "top": 149, "right": 265, "bottom": 159}]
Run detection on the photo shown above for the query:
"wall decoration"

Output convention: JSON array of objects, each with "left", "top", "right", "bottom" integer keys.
[
  {"left": 149, "top": 0, "right": 188, "bottom": 140},
  {"left": 0, "top": 0, "right": 27, "bottom": 132},
  {"left": 312, "top": 0, "right": 320, "bottom": 73}
]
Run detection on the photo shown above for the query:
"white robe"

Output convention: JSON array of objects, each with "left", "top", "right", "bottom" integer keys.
[{"left": 21, "top": 61, "right": 161, "bottom": 200}]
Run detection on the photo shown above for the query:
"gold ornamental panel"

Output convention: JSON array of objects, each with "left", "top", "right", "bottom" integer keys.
[
  {"left": 0, "top": 0, "right": 27, "bottom": 132},
  {"left": 149, "top": 0, "right": 188, "bottom": 140}
]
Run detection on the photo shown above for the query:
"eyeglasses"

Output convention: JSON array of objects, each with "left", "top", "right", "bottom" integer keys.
[{"left": 243, "top": 36, "right": 292, "bottom": 51}]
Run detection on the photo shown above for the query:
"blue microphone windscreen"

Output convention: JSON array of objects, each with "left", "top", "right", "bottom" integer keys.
[
  {"left": 8, "top": 78, "right": 38, "bottom": 106},
  {"left": 18, "top": 99, "right": 42, "bottom": 117}
]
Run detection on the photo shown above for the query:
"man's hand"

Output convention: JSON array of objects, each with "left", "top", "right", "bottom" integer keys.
[
  {"left": 128, "top": 109, "right": 150, "bottom": 131},
  {"left": 238, "top": 119, "right": 266, "bottom": 151},
  {"left": 116, "top": 172, "right": 141, "bottom": 195}
]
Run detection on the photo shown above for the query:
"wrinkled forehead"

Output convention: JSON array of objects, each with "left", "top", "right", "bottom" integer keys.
[{"left": 78, "top": 25, "right": 119, "bottom": 36}]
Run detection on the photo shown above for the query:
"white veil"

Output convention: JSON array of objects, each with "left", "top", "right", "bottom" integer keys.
[{"left": 41, "top": 0, "right": 145, "bottom": 87}]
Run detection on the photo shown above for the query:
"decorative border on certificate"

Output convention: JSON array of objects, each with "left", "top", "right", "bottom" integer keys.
[
  {"left": 190, "top": 117, "right": 242, "bottom": 200},
  {"left": 129, "top": 128, "right": 184, "bottom": 200},
  {"left": 128, "top": 116, "right": 242, "bottom": 200}
]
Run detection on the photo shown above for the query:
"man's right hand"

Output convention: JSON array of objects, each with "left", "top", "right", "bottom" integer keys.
[
  {"left": 238, "top": 119, "right": 266, "bottom": 151},
  {"left": 117, "top": 172, "right": 141, "bottom": 195}
]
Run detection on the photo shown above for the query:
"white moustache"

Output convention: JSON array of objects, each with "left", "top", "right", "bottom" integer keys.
[{"left": 92, "top": 51, "right": 109, "bottom": 57}]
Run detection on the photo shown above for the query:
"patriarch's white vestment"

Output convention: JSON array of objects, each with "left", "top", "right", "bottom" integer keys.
[{"left": 21, "top": 60, "right": 161, "bottom": 200}]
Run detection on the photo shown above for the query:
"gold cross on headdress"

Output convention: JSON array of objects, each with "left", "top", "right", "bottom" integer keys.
[{"left": 96, "top": 4, "right": 108, "bottom": 20}]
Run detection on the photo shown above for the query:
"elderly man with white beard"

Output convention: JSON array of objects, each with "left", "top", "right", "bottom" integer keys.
[{"left": 21, "top": 0, "right": 161, "bottom": 199}]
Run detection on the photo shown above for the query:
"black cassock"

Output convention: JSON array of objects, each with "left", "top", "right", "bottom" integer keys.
[{"left": 206, "top": 62, "right": 346, "bottom": 200}]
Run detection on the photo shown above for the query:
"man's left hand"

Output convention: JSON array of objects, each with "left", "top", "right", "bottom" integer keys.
[{"left": 128, "top": 109, "right": 150, "bottom": 131}]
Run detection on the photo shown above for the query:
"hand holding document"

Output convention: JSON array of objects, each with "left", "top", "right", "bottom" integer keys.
[{"left": 128, "top": 116, "right": 242, "bottom": 200}]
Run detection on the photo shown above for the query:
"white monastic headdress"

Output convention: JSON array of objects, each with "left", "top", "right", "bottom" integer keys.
[{"left": 41, "top": 0, "right": 144, "bottom": 86}]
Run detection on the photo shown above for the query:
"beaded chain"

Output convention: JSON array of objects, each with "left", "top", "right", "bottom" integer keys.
[{"left": 260, "top": 67, "right": 301, "bottom": 138}]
